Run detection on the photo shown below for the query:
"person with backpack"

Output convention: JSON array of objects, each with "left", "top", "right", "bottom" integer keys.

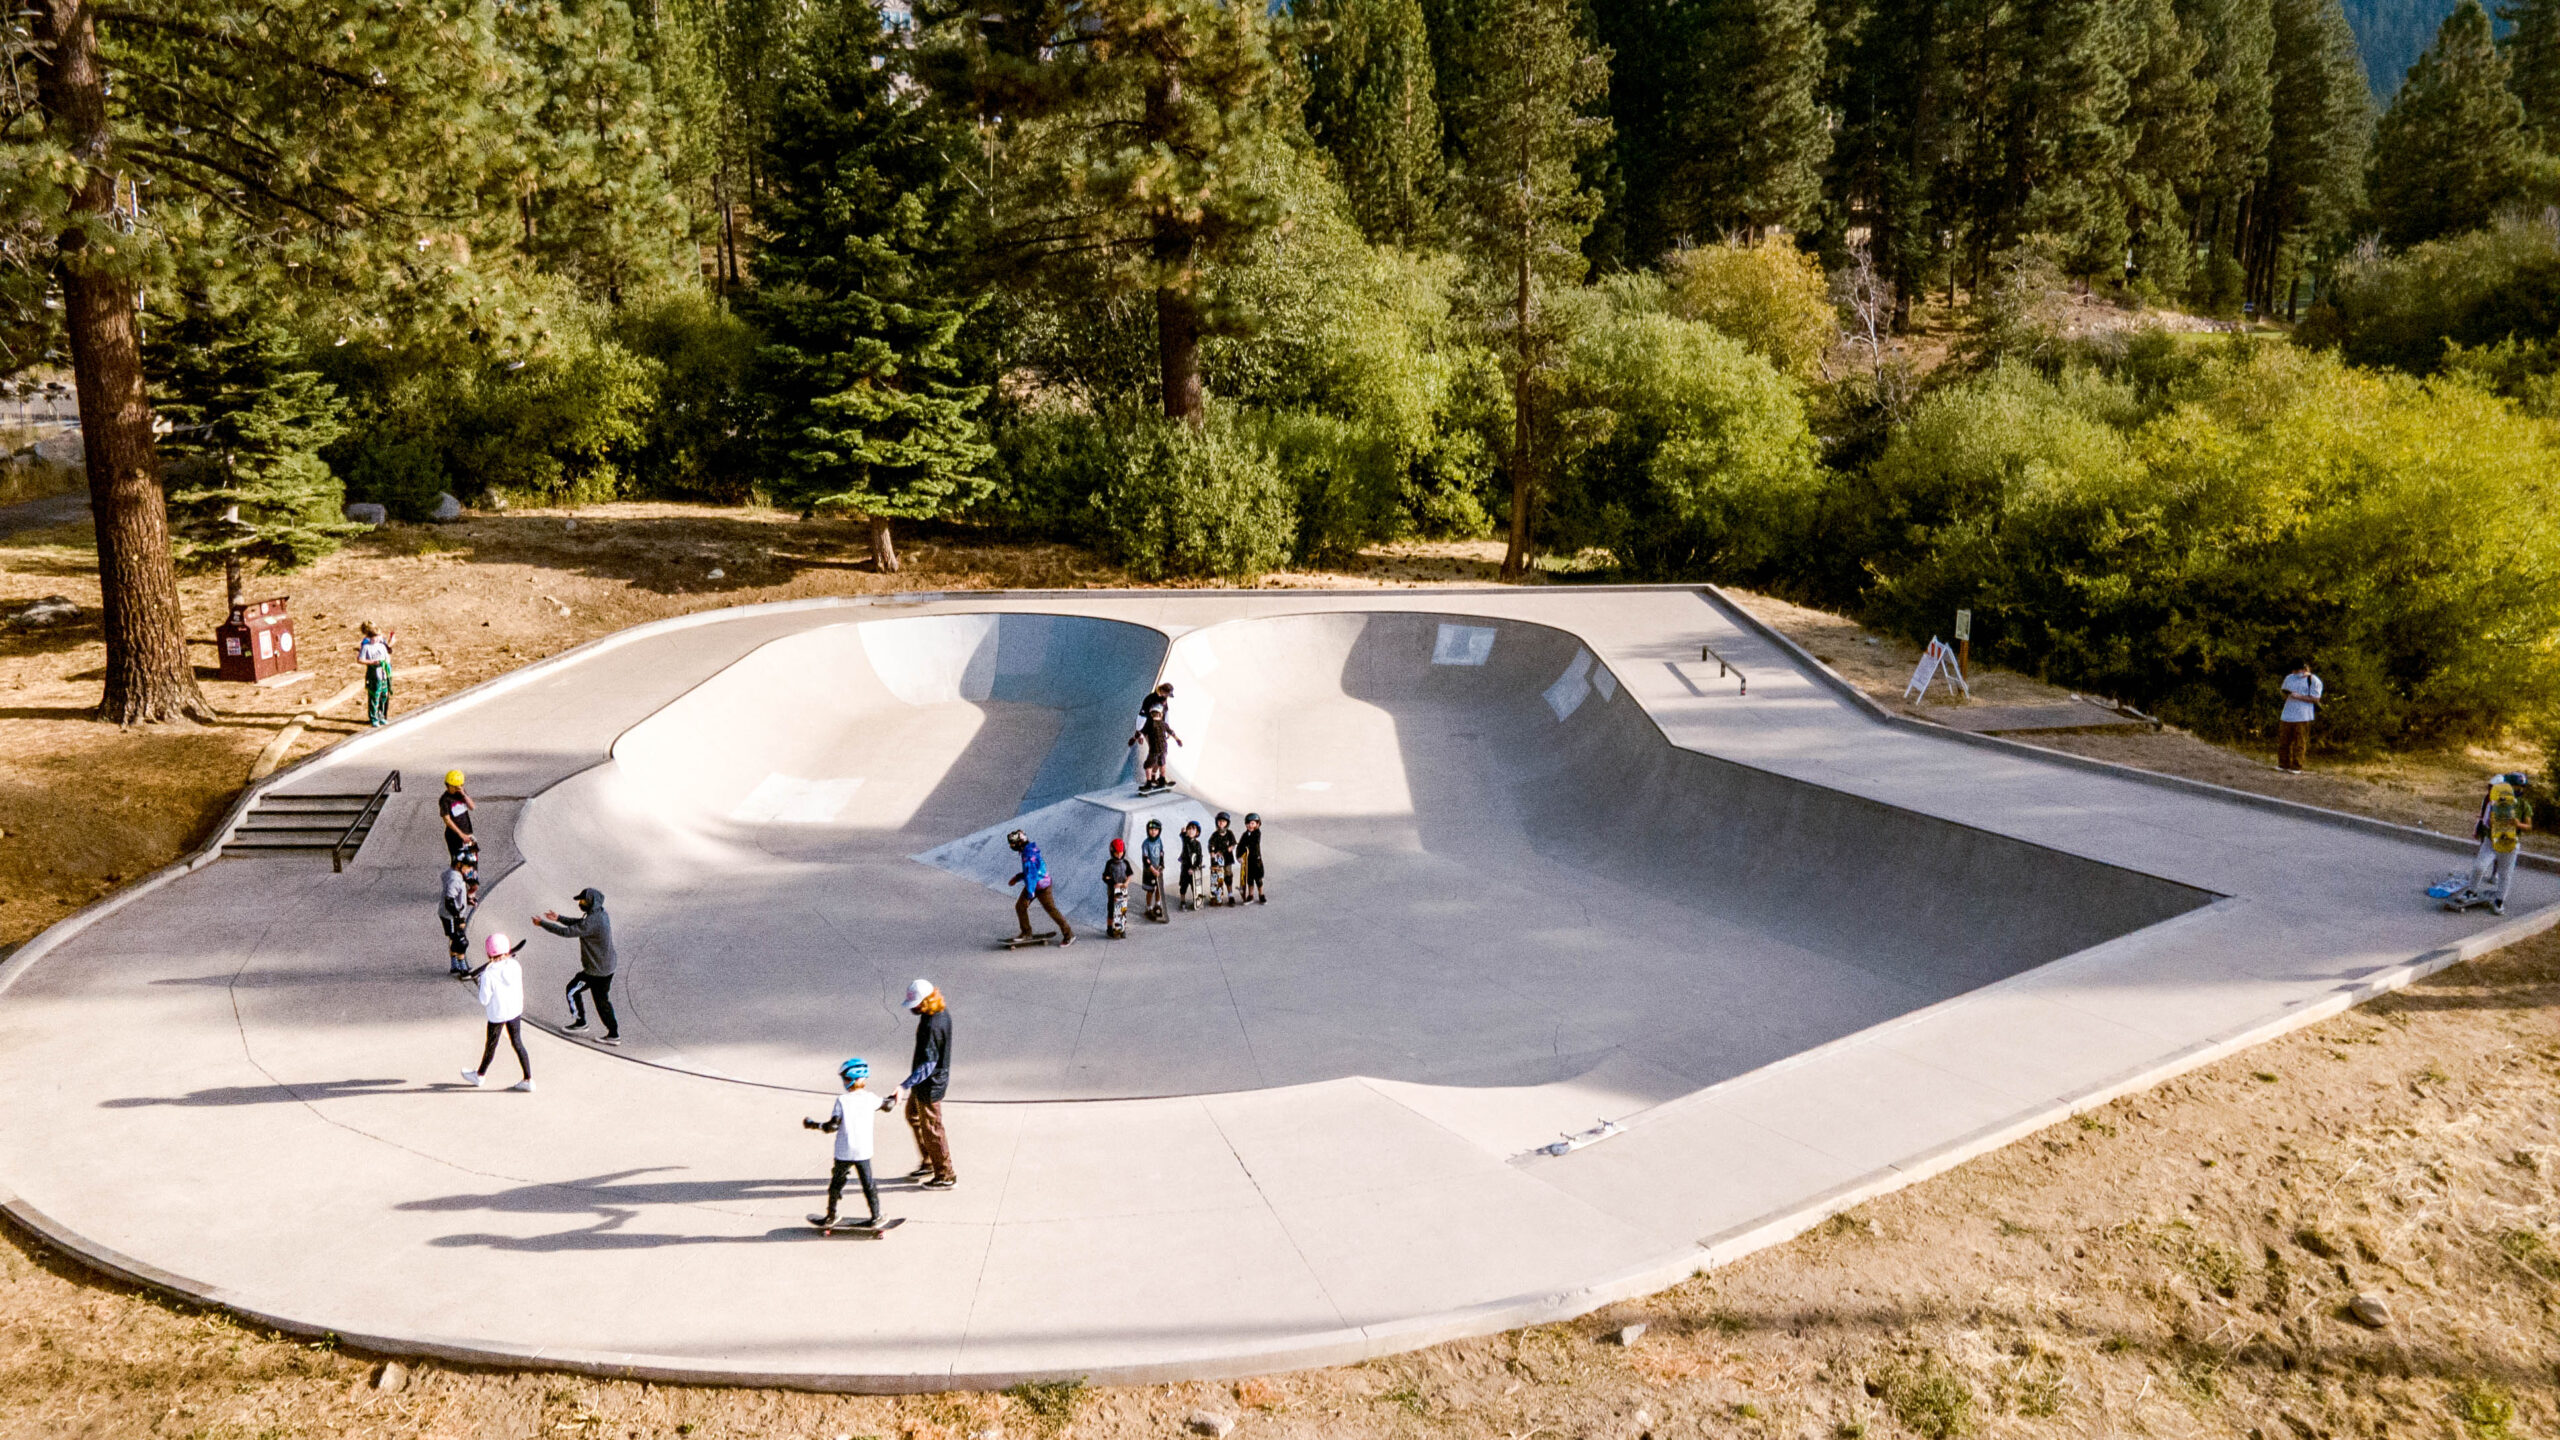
[{"left": 2450, "top": 775, "right": 2534, "bottom": 915}]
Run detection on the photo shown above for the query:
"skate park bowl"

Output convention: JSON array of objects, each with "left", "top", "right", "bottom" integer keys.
[
  {"left": 3, "top": 586, "right": 2555, "bottom": 1389},
  {"left": 493, "top": 607, "right": 2212, "bottom": 1101}
]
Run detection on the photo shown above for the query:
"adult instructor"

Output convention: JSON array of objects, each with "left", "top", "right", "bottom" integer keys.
[
  {"left": 895, "top": 978, "right": 958, "bottom": 1189},
  {"left": 2275, "top": 660, "right": 2323, "bottom": 773}
]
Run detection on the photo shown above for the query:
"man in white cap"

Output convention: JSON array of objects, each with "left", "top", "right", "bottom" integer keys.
[{"left": 892, "top": 979, "right": 956, "bottom": 1188}]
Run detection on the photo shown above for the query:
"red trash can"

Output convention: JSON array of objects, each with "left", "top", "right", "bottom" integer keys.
[{"left": 216, "top": 597, "right": 299, "bottom": 683}]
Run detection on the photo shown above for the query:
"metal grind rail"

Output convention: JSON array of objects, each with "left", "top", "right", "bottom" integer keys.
[{"left": 221, "top": 770, "right": 401, "bottom": 870}]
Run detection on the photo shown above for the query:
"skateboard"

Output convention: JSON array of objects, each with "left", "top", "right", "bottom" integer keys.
[
  {"left": 807, "top": 1214, "right": 905, "bottom": 1238},
  {"left": 999, "top": 933, "right": 1058, "bottom": 949},
  {"left": 2427, "top": 873, "right": 2470, "bottom": 900}
]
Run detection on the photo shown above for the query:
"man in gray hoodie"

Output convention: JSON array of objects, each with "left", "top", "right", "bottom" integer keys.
[{"left": 535, "top": 888, "right": 619, "bottom": 1045}]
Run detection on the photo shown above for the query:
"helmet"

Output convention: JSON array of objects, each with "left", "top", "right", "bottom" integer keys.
[
  {"left": 445, "top": 770, "right": 466, "bottom": 788},
  {"left": 903, "top": 978, "right": 936, "bottom": 1010},
  {"left": 1215, "top": 812, "right": 1231, "bottom": 824},
  {"left": 838, "top": 1057, "right": 869, "bottom": 1084},
  {"left": 1006, "top": 830, "right": 1027, "bottom": 850},
  {"left": 1244, "top": 812, "right": 1260, "bottom": 824},
  {"left": 1146, "top": 818, "right": 1162, "bottom": 832},
  {"left": 1110, "top": 837, "right": 1126, "bottom": 854},
  {"left": 1182, "top": 819, "right": 1200, "bottom": 833},
  {"left": 483, "top": 932, "right": 515, "bottom": 959}
]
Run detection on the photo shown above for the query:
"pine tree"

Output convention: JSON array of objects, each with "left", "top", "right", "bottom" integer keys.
[
  {"left": 2501, "top": 0, "right": 2560, "bottom": 149},
  {"left": 751, "top": 0, "right": 993, "bottom": 572},
  {"left": 0, "top": 0, "right": 509, "bottom": 722},
  {"left": 925, "top": 0, "right": 1299, "bottom": 424},
  {"left": 2247, "top": 0, "right": 2371, "bottom": 308},
  {"left": 1996, "top": 0, "right": 2139, "bottom": 280},
  {"left": 1445, "top": 0, "right": 1611, "bottom": 578},
  {"left": 1823, "top": 0, "right": 1956, "bottom": 327},
  {"left": 504, "top": 0, "right": 706, "bottom": 305},
  {"left": 1602, "top": 0, "right": 1828, "bottom": 260},
  {"left": 1301, "top": 0, "right": 1446, "bottom": 246},
  {"left": 2180, "top": 0, "right": 2276, "bottom": 304},
  {"left": 147, "top": 287, "right": 355, "bottom": 610},
  {"left": 2368, "top": 0, "right": 2524, "bottom": 247},
  {"left": 2115, "top": 0, "right": 2217, "bottom": 289}
]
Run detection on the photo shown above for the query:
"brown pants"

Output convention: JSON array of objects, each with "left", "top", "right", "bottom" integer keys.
[
  {"left": 2277, "top": 720, "right": 2310, "bottom": 771},
  {"left": 906, "top": 1091, "right": 955, "bottom": 1183},
  {"left": 1015, "top": 884, "right": 1074, "bottom": 941}
]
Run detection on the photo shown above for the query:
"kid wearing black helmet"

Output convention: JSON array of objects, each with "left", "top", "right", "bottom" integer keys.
[
  {"left": 1238, "top": 812, "right": 1267, "bottom": 904},
  {"left": 1178, "top": 820, "right": 1204, "bottom": 911},
  {"left": 1140, "top": 818, "right": 1168, "bottom": 923},
  {"left": 1103, "top": 837, "right": 1134, "bottom": 938},
  {"left": 1128, "top": 682, "right": 1181, "bottom": 793},
  {"left": 439, "top": 854, "right": 480, "bottom": 975},
  {"left": 1007, "top": 830, "right": 1076, "bottom": 944},
  {"left": 1207, "top": 812, "right": 1238, "bottom": 906},
  {"left": 803, "top": 1057, "right": 895, "bottom": 1232}
]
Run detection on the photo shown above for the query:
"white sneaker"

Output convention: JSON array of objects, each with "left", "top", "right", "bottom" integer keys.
[
  {"left": 510, "top": 1079, "right": 536, "bottom": 1093},
  {"left": 461, "top": 1070, "right": 484, "bottom": 1087}
]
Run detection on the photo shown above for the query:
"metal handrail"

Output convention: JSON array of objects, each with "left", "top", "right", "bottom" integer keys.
[
  {"left": 331, "top": 770, "right": 400, "bottom": 873},
  {"left": 1700, "top": 643, "right": 1747, "bottom": 696}
]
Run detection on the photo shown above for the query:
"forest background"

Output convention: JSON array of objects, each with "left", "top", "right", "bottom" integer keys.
[{"left": 3, "top": 0, "right": 2559, "bottom": 762}]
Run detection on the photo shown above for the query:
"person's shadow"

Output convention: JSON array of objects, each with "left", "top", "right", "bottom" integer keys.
[
  {"left": 102, "top": 1078, "right": 419, "bottom": 1107},
  {"left": 402, "top": 1168, "right": 829, "bottom": 1251}
]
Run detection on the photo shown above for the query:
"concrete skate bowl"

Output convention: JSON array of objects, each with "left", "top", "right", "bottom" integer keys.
[{"left": 498, "top": 607, "right": 2214, "bottom": 1109}]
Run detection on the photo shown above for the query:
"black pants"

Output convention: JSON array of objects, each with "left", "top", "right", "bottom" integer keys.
[
  {"left": 827, "top": 1158, "right": 880, "bottom": 1223},
  {"left": 565, "top": 972, "right": 618, "bottom": 1036},
  {"left": 478, "top": 1020, "right": 530, "bottom": 1079}
]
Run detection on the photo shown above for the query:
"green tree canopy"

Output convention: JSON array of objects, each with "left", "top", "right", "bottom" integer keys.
[
  {"left": 1300, "top": 0, "right": 1446, "bottom": 247},
  {"left": 2367, "top": 0, "right": 2524, "bottom": 248}
]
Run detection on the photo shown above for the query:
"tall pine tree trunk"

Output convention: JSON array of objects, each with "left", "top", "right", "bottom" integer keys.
[
  {"left": 1146, "top": 61, "right": 1205, "bottom": 426},
  {"left": 35, "top": 0, "right": 210, "bottom": 725},
  {"left": 868, "top": 514, "right": 901, "bottom": 573},
  {"left": 1501, "top": 213, "right": 1535, "bottom": 580}
]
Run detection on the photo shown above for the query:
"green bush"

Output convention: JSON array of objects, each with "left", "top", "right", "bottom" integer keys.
[
  {"left": 1242, "top": 409, "right": 1404, "bottom": 565},
  {"left": 985, "top": 405, "right": 1116, "bottom": 535},
  {"left": 609, "top": 291, "right": 761, "bottom": 500},
  {"left": 1092, "top": 410, "right": 1294, "bottom": 580},
  {"left": 1851, "top": 348, "right": 2560, "bottom": 748},
  {"left": 2303, "top": 216, "right": 2560, "bottom": 376},
  {"left": 1663, "top": 235, "right": 1837, "bottom": 382},
  {"left": 340, "top": 437, "right": 448, "bottom": 520},
  {"left": 1546, "top": 304, "right": 1825, "bottom": 579}
]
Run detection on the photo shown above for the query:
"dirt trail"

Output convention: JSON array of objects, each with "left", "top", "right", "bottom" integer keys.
[{"left": 0, "top": 513, "right": 2553, "bottom": 1440}]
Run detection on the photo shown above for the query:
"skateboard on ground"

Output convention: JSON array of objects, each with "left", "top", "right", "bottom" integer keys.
[
  {"left": 807, "top": 1214, "right": 904, "bottom": 1238},
  {"left": 999, "top": 933, "right": 1058, "bottom": 949}
]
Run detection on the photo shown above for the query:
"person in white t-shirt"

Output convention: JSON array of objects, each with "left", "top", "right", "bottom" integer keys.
[
  {"left": 458, "top": 932, "right": 533, "bottom": 1092},
  {"left": 2275, "top": 661, "right": 2323, "bottom": 773},
  {"left": 803, "top": 1057, "right": 895, "bottom": 1230}
]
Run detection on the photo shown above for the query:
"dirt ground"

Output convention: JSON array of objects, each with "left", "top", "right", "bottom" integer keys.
[{"left": 1, "top": 506, "right": 2555, "bottom": 1440}]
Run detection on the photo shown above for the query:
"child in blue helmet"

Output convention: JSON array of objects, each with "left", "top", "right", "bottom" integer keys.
[
  {"left": 1141, "top": 818, "right": 1168, "bottom": 923},
  {"left": 804, "top": 1057, "right": 894, "bottom": 1230}
]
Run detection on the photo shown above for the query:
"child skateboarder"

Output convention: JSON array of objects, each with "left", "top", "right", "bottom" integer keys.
[
  {"left": 439, "top": 856, "right": 480, "bottom": 975},
  {"left": 357, "top": 622, "right": 397, "bottom": 727},
  {"left": 1128, "top": 683, "right": 1181, "bottom": 793},
  {"left": 1006, "top": 830, "right": 1076, "bottom": 945},
  {"left": 1103, "top": 837, "right": 1133, "bottom": 938},
  {"left": 459, "top": 933, "right": 533, "bottom": 1092},
  {"left": 439, "top": 770, "right": 477, "bottom": 866},
  {"left": 1140, "top": 818, "right": 1168, "bottom": 923},
  {"left": 1238, "top": 812, "right": 1268, "bottom": 904},
  {"left": 1207, "top": 812, "right": 1238, "bottom": 907},
  {"left": 1178, "top": 819, "right": 1204, "bottom": 912},
  {"left": 2443, "top": 777, "right": 2533, "bottom": 915},
  {"left": 803, "top": 1057, "right": 898, "bottom": 1233},
  {"left": 535, "top": 888, "right": 620, "bottom": 1045}
]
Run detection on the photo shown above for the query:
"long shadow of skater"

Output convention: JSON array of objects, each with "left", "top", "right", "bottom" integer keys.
[
  {"left": 102, "top": 1078, "right": 417, "bottom": 1107},
  {"left": 401, "top": 1167, "right": 829, "bottom": 1251}
]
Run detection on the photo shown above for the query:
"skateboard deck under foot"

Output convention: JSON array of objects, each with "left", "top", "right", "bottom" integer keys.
[
  {"left": 999, "top": 933, "right": 1058, "bottom": 949},
  {"left": 808, "top": 1215, "right": 905, "bottom": 1238}
]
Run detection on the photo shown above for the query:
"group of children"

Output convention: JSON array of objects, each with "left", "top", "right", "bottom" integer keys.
[{"left": 1104, "top": 810, "right": 1267, "bottom": 935}]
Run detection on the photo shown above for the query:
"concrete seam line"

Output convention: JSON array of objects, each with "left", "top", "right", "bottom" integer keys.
[{"left": 1697, "top": 585, "right": 2533, "bottom": 865}]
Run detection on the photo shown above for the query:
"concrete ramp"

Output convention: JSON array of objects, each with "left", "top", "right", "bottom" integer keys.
[{"left": 916, "top": 787, "right": 1215, "bottom": 926}]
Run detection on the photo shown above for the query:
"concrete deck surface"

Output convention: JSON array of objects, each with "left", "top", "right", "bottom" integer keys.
[{"left": 0, "top": 586, "right": 2549, "bottom": 1389}]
